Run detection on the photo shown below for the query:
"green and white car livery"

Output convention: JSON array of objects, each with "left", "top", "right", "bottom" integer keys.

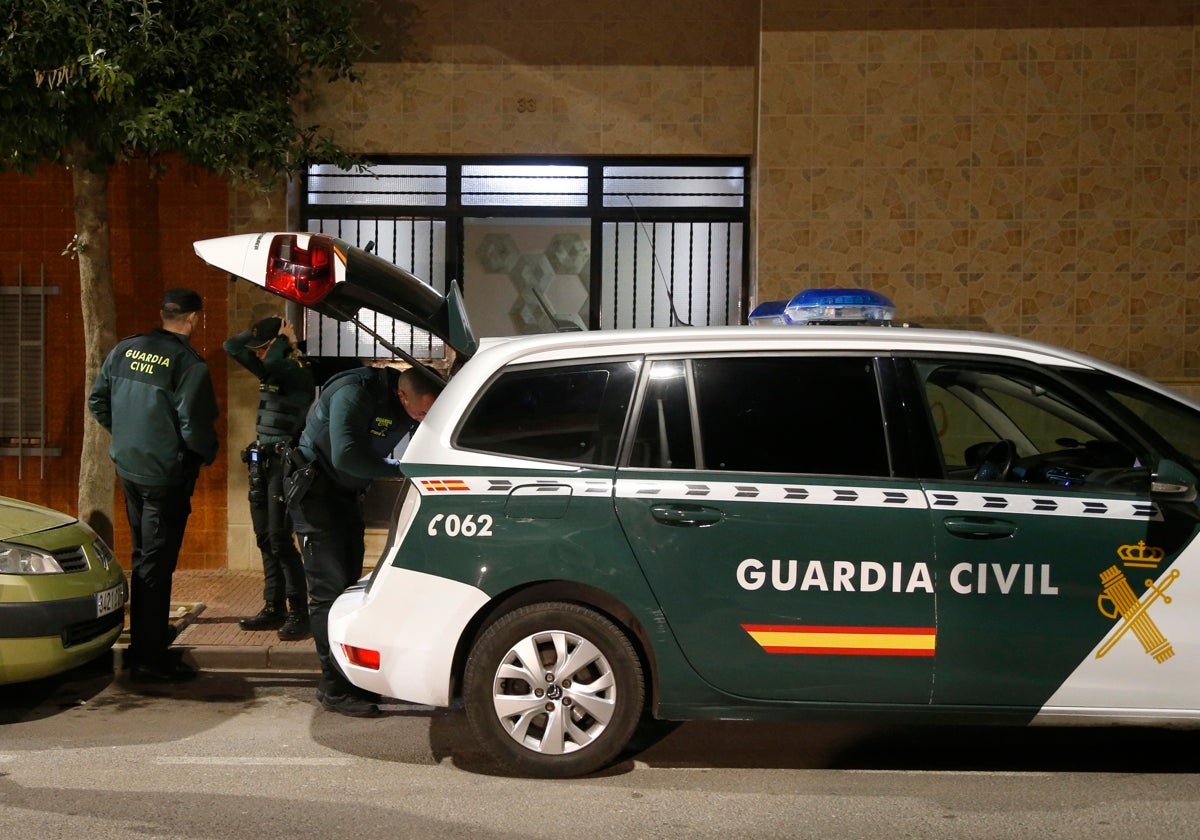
[{"left": 195, "top": 232, "right": 1200, "bottom": 777}]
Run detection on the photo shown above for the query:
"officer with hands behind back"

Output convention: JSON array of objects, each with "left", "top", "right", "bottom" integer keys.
[
  {"left": 224, "top": 316, "right": 315, "bottom": 640},
  {"left": 88, "top": 288, "right": 219, "bottom": 683},
  {"left": 287, "top": 364, "right": 440, "bottom": 717}
]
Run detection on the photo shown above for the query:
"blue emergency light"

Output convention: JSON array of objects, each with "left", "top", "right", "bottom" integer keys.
[{"left": 749, "top": 288, "right": 896, "bottom": 326}]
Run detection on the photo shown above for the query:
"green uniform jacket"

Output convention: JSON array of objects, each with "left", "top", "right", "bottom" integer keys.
[
  {"left": 297, "top": 367, "right": 414, "bottom": 494},
  {"left": 88, "top": 328, "right": 219, "bottom": 486},
  {"left": 223, "top": 331, "right": 315, "bottom": 445}
]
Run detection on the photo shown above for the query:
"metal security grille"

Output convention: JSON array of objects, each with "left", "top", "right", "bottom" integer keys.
[
  {"left": 300, "top": 157, "right": 749, "bottom": 359},
  {"left": 0, "top": 265, "right": 60, "bottom": 473},
  {"left": 601, "top": 220, "right": 743, "bottom": 329}
]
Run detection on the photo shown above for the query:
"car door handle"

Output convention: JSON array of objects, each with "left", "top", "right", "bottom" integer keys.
[
  {"left": 942, "top": 516, "right": 1016, "bottom": 539},
  {"left": 649, "top": 504, "right": 724, "bottom": 527}
]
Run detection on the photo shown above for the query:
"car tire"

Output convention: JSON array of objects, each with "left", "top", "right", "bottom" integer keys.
[{"left": 463, "top": 602, "right": 645, "bottom": 777}]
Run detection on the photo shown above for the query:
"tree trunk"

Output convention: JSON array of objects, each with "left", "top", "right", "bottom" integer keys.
[{"left": 69, "top": 142, "right": 118, "bottom": 547}]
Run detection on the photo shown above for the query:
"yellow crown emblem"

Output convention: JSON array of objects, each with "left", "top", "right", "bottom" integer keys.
[{"left": 1118, "top": 540, "right": 1165, "bottom": 568}]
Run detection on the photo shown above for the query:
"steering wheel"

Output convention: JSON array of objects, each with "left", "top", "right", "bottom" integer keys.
[{"left": 972, "top": 439, "right": 1016, "bottom": 482}]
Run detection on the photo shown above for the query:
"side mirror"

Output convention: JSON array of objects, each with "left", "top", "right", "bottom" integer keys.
[{"left": 1151, "top": 459, "right": 1197, "bottom": 501}]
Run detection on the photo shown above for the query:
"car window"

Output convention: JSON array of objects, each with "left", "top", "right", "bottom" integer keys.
[
  {"left": 628, "top": 361, "right": 696, "bottom": 469},
  {"left": 629, "top": 355, "right": 889, "bottom": 476},
  {"left": 915, "top": 359, "right": 1145, "bottom": 487},
  {"left": 456, "top": 360, "right": 637, "bottom": 465},
  {"left": 1061, "top": 370, "right": 1200, "bottom": 468}
]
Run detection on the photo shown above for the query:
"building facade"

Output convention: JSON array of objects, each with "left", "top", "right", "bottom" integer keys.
[{"left": 2, "top": 0, "right": 1198, "bottom": 570}]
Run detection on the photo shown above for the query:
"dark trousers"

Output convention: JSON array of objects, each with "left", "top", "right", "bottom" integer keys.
[
  {"left": 119, "top": 475, "right": 195, "bottom": 667},
  {"left": 291, "top": 484, "right": 365, "bottom": 695},
  {"left": 249, "top": 452, "right": 307, "bottom": 608}
]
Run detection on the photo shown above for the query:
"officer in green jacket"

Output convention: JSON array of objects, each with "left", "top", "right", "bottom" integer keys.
[
  {"left": 224, "top": 316, "right": 315, "bottom": 640},
  {"left": 88, "top": 288, "right": 219, "bottom": 683},
  {"left": 288, "top": 364, "right": 440, "bottom": 717}
]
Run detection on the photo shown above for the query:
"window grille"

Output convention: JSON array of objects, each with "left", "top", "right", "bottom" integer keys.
[
  {"left": 300, "top": 157, "right": 749, "bottom": 359},
  {"left": 0, "top": 264, "right": 61, "bottom": 473}
]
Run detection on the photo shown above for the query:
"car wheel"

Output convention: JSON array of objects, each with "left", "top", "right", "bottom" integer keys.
[{"left": 463, "top": 602, "right": 645, "bottom": 777}]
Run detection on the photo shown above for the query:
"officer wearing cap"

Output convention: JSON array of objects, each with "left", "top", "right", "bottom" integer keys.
[
  {"left": 88, "top": 287, "right": 219, "bottom": 683},
  {"left": 224, "top": 316, "right": 315, "bottom": 640}
]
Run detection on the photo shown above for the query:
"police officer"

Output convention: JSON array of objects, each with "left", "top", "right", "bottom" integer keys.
[
  {"left": 224, "top": 316, "right": 315, "bottom": 640},
  {"left": 288, "top": 364, "right": 440, "bottom": 716},
  {"left": 88, "top": 288, "right": 219, "bottom": 683}
]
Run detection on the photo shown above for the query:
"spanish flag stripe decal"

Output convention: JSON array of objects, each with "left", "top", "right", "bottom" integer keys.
[
  {"left": 420, "top": 479, "right": 470, "bottom": 492},
  {"left": 743, "top": 624, "right": 936, "bottom": 656}
]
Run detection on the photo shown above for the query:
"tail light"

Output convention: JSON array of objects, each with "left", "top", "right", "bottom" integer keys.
[
  {"left": 342, "top": 644, "right": 381, "bottom": 670},
  {"left": 265, "top": 234, "right": 337, "bottom": 304}
]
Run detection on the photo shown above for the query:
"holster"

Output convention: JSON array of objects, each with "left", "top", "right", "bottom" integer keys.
[{"left": 282, "top": 446, "right": 319, "bottom": 508}]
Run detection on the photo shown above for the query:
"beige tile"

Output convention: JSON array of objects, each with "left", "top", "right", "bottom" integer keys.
[
  {"left": 971, "top": 167, "right": 1023, "bottom": 221},
  {"left": 810, "top": 168, "right": 864, "bottom": 220},
  {"left": 1023, "top": 222, "right": 1078, "bottom": 273},
  {"left": 811, "top": 115, "right": 866, "bottom": 166},
  {"left": 1080, "top": 59, "right": 1137, "bottom": 114},
  {"left": 919, "top": 62, "right": 974, "bottom": 115},
  {"left": 919, "top": 115, "right": 973, "bottom": 168},
  {"left": 866, "top": 62, "right": 920, "bottom": 115},
  {"left": 972, "top": 114, "right": 1026, "bottom": 167},
  {"left": 812, "top": 62, "right": 867, "bottom": 114},
  {"left": 917, "top": 166, "right": 972, "bottom": 220},
  {"left": 1024, "top": 167, "right": 1079, "bottom": 221},
  {"left": 1075, "top": 273, "right": 1130, "bottom": 326},
  {"left": 1132, "top": 167, "right": 1189, "bottom": 220},
  {"left": 807, "top": 220, "right": 864, "bottom": 273},
  {"left": 863, "top": 167, "right": 918, "bottom": 221},
  {"left": 1027, "top": 60, "right": 1083, "bottom": 115},
  {"left": 1078, "top": 167, "right": 1133, "bottom": 220},
  {"left": 865, "top": 114, "right": 921, "bottom": 168},
  {"left": 1026, "top": 114, "right": 1080, "bottom": 168},
  {"left": 917, "top": 220, "right": 972, "bottom": 272},
  {"left": 1076, "top": 220, "right": 1133, "bottom": 273},
  {"left": 970, "top": 220, "right": 1024, "bottom": 273},
  {"left": 862, "top": 220, "right": 918, "bottom": 272},
  {"left": 1078, "top": 113, "right": 1138, "bottom": 167},
  {"left": 1131, "top": 220, "right": 1188, "bottom": 272}
]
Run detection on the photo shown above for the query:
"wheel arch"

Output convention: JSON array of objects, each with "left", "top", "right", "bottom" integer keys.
[{"left": 449, "top": 580, "right": 660, "bottom": 714}]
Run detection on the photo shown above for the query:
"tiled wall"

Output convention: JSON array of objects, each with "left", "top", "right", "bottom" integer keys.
[{"left": 756, "top": 1, "right": 1200, "bottom": 383}]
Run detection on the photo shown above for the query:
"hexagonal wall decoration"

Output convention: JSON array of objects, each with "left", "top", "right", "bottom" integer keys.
[
  {"left": 477, "top": 233, "right": 520, "bottom": 274},
  {"left": 544, "top": 232, "right": 589, "bottom": 275},
  {"left": 508, "top": 253, "right": 555, "bottom": 292}
]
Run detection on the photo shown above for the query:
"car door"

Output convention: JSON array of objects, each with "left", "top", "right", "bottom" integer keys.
[
  {"left": 615, "top": 353, "right": 937, "bottom": 704},
  {"left": 904, "top": 355, "right": 1200, "bottom": 714}
]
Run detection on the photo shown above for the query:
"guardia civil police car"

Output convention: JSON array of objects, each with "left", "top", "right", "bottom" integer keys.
[{"left": 196, "top": 232, "right": 1200, "bottom": 777}]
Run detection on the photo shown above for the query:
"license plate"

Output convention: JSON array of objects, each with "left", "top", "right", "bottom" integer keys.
[{"left": 96, "top": 584, "right": 125, "bottom": 618}]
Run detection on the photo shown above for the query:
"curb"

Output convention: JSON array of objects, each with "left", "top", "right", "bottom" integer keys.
[{"left": 113, "top": 641, "right": 320, "bottom": 673}]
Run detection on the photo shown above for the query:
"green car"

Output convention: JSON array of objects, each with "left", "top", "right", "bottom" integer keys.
[
  {"left": 0, "top": 496, "right": 127, "bottom": 685},
  {"left": 198, "top": 232, "right": 1200, "bottom": 778}
]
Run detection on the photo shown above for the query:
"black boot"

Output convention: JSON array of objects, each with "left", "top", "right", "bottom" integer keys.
[
  {"left": 277, "top": 598, "right": 310, "bottom": 641},
  {"left": 239, "top": 602, "right": 286, "bottom": 631}
]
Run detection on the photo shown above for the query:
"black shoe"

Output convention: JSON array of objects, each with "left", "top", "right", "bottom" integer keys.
[
  {"left": 277, "top": 613, "right": 311, "bottom": 641},
  {"left": 133, "top": 658, "right": 198, "bottom": 683},
  {"left": 239, "top": 603, "right": 286, "bottom": 631},
  {"left": 319, "top": 691, "right": 380, "bottom": 717}
]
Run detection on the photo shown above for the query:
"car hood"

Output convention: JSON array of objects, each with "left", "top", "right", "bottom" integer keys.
[
  {"left": 193, "top": 232, "right": 478, "bottom": 359},
  {"left": 0, "top": 496, "right": 77, "bottom": 542}
]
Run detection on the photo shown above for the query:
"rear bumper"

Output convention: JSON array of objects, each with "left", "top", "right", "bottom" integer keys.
[{"left": 329, "top": 568, "right": 488, "bottom": 706}]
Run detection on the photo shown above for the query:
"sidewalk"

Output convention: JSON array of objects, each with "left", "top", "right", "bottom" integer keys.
[{"left": 116, "top": 569, "right": 320, "bottom": 673}]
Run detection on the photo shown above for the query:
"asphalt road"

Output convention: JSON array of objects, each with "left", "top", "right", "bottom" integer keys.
[{"left": 2, "top": 657, "right": 1200, "bottom": 839}]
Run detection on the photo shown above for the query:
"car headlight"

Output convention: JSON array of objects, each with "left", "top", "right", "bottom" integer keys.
[{"left": 0, "top": 540, "right": 65, "bottom": 574}]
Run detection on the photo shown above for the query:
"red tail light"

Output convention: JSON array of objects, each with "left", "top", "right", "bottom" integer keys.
[
  {"left": 265, "top": 234, "right": 337, "bottom": 304},
  {"left": 342, "top": 644, "right": 381, "bottom": 670}
]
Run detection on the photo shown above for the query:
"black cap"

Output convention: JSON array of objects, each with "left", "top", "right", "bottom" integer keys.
[
  {"left": 162, "top": 288, "right": 203, "bottom": 314},
  {"left": 245, "top": 317, "right": 282, "bottom": 350}
]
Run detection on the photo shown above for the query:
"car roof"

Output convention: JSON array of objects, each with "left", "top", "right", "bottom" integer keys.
[{"left": 457, "top": 324, "right": 1199, "bottom": 407}]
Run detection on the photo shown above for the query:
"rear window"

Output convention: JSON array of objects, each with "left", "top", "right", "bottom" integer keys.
[
  {"left": 456, "top": 360, "right": 638, "bottom": 465},
  {"left": 628, "top": 355, "right": 890, "bottom": 476}
]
